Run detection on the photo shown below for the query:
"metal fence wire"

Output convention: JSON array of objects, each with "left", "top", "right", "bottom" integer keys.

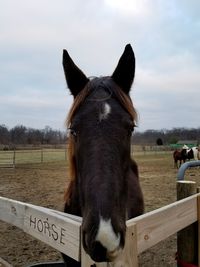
[{"left": 0, "top": 149, "right": 67, "bottom": 167}]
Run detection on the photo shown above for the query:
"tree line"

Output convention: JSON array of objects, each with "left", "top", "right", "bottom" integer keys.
[
  {"left": 0, "top": 125, "right": 67, "bottom": 146},
  {"left": 132, "top": 127, "right": 200, "bottom": 145},
  {"left": 0, "top": 124, "right": 199, "bottom": 147}
]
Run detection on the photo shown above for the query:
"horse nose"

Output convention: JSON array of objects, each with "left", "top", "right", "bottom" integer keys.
[
  {"left": 90, "top": 241, "right": 108, "bottom": 262},
  {"left": 83, "top": 231, "right": 107, "bottom": 261},
  {"left": 83, "top": 230, "right": 123, "bottom": 262},
  {"left": 82, "top": 217, "right": 125, "bottom": 262},
  {"left": 95, "top": 218, "right": 122, "bottom": 252},
  {"left": 92, "top": 241, "right": 123, "bottom": 262},
  {"left": 84, "top": 239, "right": 121, "bottom": 262}
]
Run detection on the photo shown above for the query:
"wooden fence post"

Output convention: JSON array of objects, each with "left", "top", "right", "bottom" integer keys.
[
  {"left": 114, "top": 223, "right": 138, "bottom": 267},
  {"left": 41, "top": 148, "right": 43, "bottom": 163},
  {"left": 176, "top": 180, "right": 198, "bottom": 266},
  {"left": 13, "top": 149, "right": 16, "bottom": 167}
]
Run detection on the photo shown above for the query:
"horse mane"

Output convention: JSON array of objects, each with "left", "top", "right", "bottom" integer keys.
[{"left": 64, "top": 78, "right": 137, "bottom": 204}]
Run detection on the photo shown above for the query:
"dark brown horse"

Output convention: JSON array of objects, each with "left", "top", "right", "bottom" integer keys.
[
  {"left": 173, "top": 149, "right": 187, "bottom": 168},
  {"left": 62, "top": 44, "right": 144, "bottom": 265}
]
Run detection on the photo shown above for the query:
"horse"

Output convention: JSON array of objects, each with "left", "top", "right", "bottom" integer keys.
[
  {"left": 186, "top": 148, "right": 194, "bottom": 160},
  {"left": 173, "top": 146, "right": 200, "bottom": 168},
  {"left": 62, "top": 44, "right": 144, "bottom": 265},
  {"left": 190, "top": 146, "right": 200, "bottom": 160},
  {"left": 173, "top": 149, "right": 187, "bottom": 168},
  {"left": 182, "top": 145, "right": 199, "bottom": 161}
]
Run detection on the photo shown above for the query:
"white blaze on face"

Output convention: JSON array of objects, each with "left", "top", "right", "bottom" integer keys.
[
  {"left": 99, "top": 103, "right": 111, "bottom": 121},
  {"left": 95, "top": 217, "right": 120, "bottom": 252}
]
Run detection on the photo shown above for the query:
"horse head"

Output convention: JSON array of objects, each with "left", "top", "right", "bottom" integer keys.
[{"left": 62, "top": 45, "right": 144, "bottom": 262}]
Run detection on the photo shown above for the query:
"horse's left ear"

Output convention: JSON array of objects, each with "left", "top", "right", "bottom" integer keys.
[
  {"left": 112, "top": 44, "right": 135, "bottom": 94},
  {"left": 62, "top": 49, "right": 89, "bottom": 97}
]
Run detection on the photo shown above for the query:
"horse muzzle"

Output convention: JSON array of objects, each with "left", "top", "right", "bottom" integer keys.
[
  {"left": 82, "top": 224, "right": 125, "bottom": 262},
  {"left": 83, "top": 236, "right": 123, "bottom": 262}
]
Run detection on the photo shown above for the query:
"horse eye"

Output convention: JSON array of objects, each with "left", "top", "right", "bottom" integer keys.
[
  {"left": 127, "top": 123, "right": 135, "bottom": 136},
  {"left": 129, "top": 126, "right": 134, "bottom": 134},
  {"left": 69, "top": 128, "right": 77, "bottom": 137}
]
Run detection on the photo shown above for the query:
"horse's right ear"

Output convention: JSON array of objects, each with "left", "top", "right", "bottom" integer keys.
[
  {"left": 62, "top": 49, "right": 89, "bottom": 97},
  {"left": 112, "top": 44, "right": 135, "bottom": 94}
]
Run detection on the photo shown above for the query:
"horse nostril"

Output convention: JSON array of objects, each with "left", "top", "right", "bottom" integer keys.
[
  {"left": 90, "top": 241, "right": 108, "bottom": 262},
  {"left": 92, "top": 241, "right": 121, "bottom": 262}
]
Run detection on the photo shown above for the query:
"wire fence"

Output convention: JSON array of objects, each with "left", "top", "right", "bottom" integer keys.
[
  {"left": 0, "top": 145, "right": 173, "bottom": 168},
  {"left": 0, "top": 149, "right": 67, "bottom": 167}
]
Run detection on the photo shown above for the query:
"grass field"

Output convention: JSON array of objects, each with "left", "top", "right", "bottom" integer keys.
[
  {"left": 0, "top": 149, "right": 67, "bottom": 165},
  {"left": 0, "top": 147, "right": 171, "bottom": 166},
  {"left": 0, "top": 152, "right": 199, "bottom": 266}
]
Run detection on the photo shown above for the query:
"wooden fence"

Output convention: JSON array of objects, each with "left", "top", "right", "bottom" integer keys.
[{"left": 0, "top": 182, "right": 200, "bottom": 266}]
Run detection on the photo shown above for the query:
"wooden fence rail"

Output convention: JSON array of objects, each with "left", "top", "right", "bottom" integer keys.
[
  {"left": 1, "top": 191, "right": 200, "bottom": 266},
  {"left": 0, "top": 197, "right": 81, "bottom": 262}
]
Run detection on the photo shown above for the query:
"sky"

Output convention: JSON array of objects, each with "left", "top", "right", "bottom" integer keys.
[{"left": 0, "top": 0, "right": 200, "bottom": 132}]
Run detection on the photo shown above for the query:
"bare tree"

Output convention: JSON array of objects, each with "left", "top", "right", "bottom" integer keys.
[{"left": 0, "top": 125, "right": 10, "bottom": 144}]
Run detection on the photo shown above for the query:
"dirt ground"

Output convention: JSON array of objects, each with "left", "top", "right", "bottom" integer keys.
[{"left": 0, "top": 153, "right": 199, "bottom": 267}]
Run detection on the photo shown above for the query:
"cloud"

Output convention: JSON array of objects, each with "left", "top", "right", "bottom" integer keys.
[
  {"left": 131, "top": 49, "right": 200, "bottom": 130},
  {"left": 0, "top": 0, "right": 200, "bottom": 131},
  {"left": 104, "top": 0, "right": 152, "bottom": 17}
]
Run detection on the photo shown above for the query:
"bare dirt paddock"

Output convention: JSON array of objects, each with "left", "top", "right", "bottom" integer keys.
[{"left": 0, "top": 153, "right": 199, "bottom": 267}]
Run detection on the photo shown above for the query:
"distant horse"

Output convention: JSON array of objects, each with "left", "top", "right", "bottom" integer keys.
[
  {"left": 182, "top": 145, "right": 199, "bottom": 160},
  {"left": 190, "top": 146, "right": 200, "bottom": 160},
  {"left": 186, "top": 148, "right": 194, "bottom": 160},
  {"left": 173, "top": 146, "right": 200, "bottom": 168},
  {"left": 173, "top": 149, "right": 187, "bottom": 168},
  {"left": 62, "top": 44, "right": 144, "bottom": 265}
]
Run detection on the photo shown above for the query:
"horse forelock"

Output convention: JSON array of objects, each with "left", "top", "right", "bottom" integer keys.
[
  {"left": 64, "top": 76, "right": 137, "bottom": 204},
  {"left": 66, "top": 77, "right": 137, "bottom": 128}
]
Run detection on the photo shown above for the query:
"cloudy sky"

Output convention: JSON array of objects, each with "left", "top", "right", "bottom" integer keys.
[{"left": 1, "top": 0, "right": 200, "bottom": 132}]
